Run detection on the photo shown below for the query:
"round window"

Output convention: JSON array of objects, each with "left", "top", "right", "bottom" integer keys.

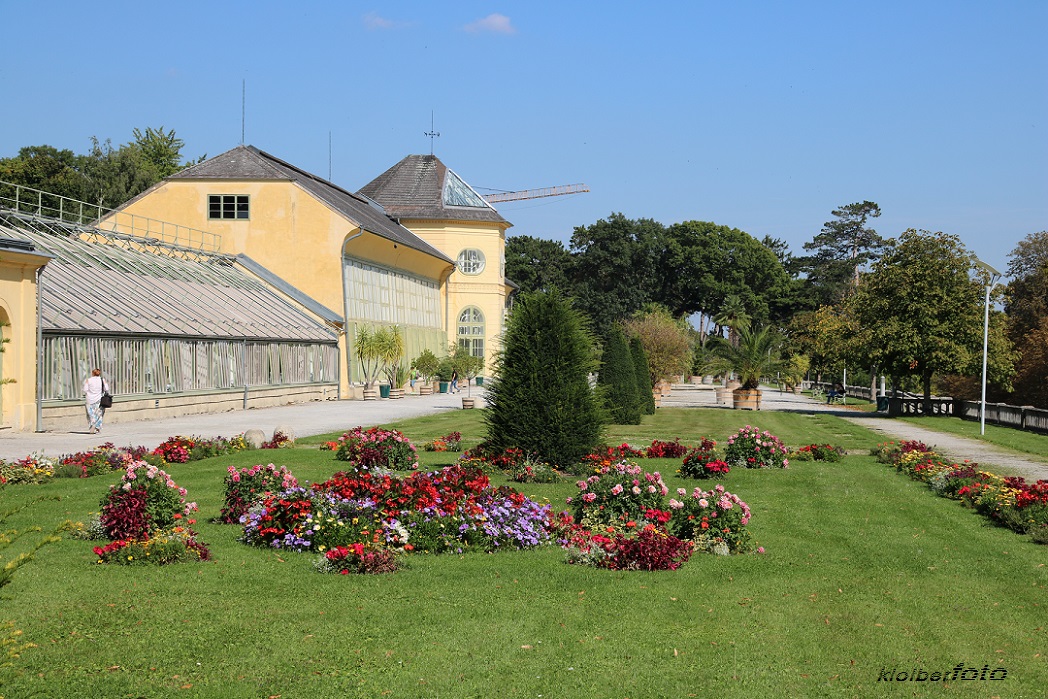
[{"left": 457, "top": 249, "right": 486, "bottom": 275}]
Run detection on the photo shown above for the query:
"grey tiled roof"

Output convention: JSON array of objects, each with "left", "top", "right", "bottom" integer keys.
[
  {"left": 167, "top": 146, "right": 453, "bottom": 263},
  {"left": 358, "top": 154, "right": 508, "bottom": 225}
]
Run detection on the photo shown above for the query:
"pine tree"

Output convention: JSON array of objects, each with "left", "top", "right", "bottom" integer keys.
[
  {"left": 484, "top": 290, "right": 604, "bottom": 467},
  {"left": 599, "top": 326, "right": 641, "bottom": 425},
  {"left": 630, "top": 335, "right": 656, "bottom": 415}
]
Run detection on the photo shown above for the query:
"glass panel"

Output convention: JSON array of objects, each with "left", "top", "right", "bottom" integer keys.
[{"left": 443, "top": 169, "right": 489, "bottom": 208}]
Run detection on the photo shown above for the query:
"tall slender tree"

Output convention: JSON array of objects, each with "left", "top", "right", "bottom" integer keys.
[
  {"left": 629, "top": 335, "right": 656, "bottom": 415},
  {"left": 598, "top": 327, "right": 641, "bottom": 425}
]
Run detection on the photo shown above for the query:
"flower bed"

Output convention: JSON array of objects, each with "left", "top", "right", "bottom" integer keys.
[
  {"left": 92, "top": 461, "right": 209, "bottom": 565},
  {"left": 667, "top": 485, "right": 756, "bottom": 555},
  {"left": 334, "top": 426, "right": 419, "bottom": 471},
  {"left": 239, "top": 464, "right": 552, "bottom": 569},
  {"left": 790, "top": 444, "right": 846, "bottom": 462},
  {"left": 873, "top": 440, "right": 1048, "bottom": 539},
  {"left": 153, "top": 434, "right": 247, "bottom": 464},
  {"left": 423, "top": 432, "right": 462, "bottom": 452},
  {"left": 560, "top": 458, "right": 759, "bottom": 570},
  {"left": 724, "top": 426, "right": 789, "bottom": 469},
  {"left": 645, "top": 439, "right": 689, "bottom": 459},
  {"left": 457, "top": 444, "right": 560, "bottom": 483},
  {"left": 219, "top": 464, "right": 299, "bottom": 524},
  {"left": 678, "top": 438, "right": 727, "bottom": 479}
]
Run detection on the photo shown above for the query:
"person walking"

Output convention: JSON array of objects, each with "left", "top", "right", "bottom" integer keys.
[
  {"left": 82, "top": 368, "right": 110, "bottom": 434},
  {"left": 449, "top": 369, "right": 459, "bottom": 394}
]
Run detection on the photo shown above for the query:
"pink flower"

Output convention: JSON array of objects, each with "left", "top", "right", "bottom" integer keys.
[
  {"left": 631, "top": 486, "right": 641, "bottom": 495},
  {"left": 576, "top": 480, "right": 588, "bottom": 491},
  {"left": 611, "top": 484, "right": 623, "bottom": 495},
  {"left": 582, "top": 492, "right": 597, "bottom": 503}
]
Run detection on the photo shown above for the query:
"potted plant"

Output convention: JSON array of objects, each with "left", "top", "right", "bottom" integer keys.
[
  {"left": 452, "top": 345, "right": 485, "bottom": 408},
  {"left": 708, "top": 325, "right": 784, "bottom": 411},
  {"left": 436, "top": 356, "right": 455, "bottom": 393},
  {"left": 411, "top": 349, "right": 440, "bottom": 395},
  {"left": 353, "top": 325, "right": 382, "bottom": 400},
  {"left": 376, "top": 325, "right": 405, "bottom": 399}
]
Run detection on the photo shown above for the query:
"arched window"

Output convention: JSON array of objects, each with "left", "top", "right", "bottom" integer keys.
[
  {"left": 457, "top": 307, "right": 485, "bottom": 358},
  {"left": 456, "top": 249, "right": 486, "bottom": 275}
]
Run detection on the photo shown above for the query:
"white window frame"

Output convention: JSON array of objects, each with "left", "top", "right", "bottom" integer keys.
[{"left": 456, "top": 248, "right": 486, "bottom": 275}]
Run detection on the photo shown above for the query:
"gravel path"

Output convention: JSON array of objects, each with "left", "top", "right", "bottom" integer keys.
[{"left": 662, "top": 383, "right": 1048, "bottom": 482}]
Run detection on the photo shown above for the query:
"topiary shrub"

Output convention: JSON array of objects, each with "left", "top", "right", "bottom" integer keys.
[
  {"left": 629, "top": 335, "right": 656, "bottom": 415},
  {"left": 484, "top": 289, "right": 605, "bottom": 468},
  {"left": 598, "top": 326, "right": 641, "bottom": 425}
]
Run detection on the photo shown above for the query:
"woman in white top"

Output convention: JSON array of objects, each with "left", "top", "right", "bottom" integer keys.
[{"left": 82, "top": 368, "right": 109, "bottom": 434}]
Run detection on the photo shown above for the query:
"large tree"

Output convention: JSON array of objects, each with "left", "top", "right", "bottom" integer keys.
[
  {"left": 504, "top": 235, "right": 572, "bottom": 294},
  {"left": 799, "top": 201, "right": 885, "bottom": 306},
  {"left": 850, "top": 229, "right": 1014, "bottom": 405},
  {"left": 1005, "top": 231, "right": 1048, "bottom": 407},
  {"left": 569, "top": 213, "right": 665, "bottom": 332},
  {"left": 661, "top": 220, "right": 792, "bottom": 328},
  {"left": 0, "top": 128, "right": 200, "bottom": 214}
]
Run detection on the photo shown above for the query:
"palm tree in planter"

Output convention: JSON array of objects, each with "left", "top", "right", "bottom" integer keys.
[
  {"left": 376, "top": 325, "right": 406, "bottom": 398},
  {"left": 354, "top": 325, "right": 383, "bottom": 400},
  {"left": 411, "top": 349, "right": 440, "bottom": 395},
  {"left": 708, "top": 324, "right": 784, "bottom": 410}
]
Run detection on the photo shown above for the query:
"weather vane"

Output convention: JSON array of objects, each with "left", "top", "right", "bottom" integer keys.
[{"left": 424, "top": 111, "right": 440, "bottom": 155}]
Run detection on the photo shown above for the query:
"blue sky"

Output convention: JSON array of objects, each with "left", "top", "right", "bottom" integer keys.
[{"left": 1, "top": 1, "right": 1044, "bottom": 275}]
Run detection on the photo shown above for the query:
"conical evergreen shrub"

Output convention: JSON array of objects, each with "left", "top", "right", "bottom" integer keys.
[
  {"left": 630, "top": 335, "right": 656, "bottom": 415},
  {"left": 599, "top": 326, "right": 641, "bottom": 425},
  {"left": 484, "top": 290, "right": 605, "bottom": 468}
]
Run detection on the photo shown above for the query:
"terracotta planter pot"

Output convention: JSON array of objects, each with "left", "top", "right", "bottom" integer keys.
[
  {"left": 715, "top": 386, "right": 730, "bottom": 405},
  {"left": 362, "top": 387, "right": 379, "bottom": 401},
  {"left": 389, "top": 388, "right": 405, "bottom": 399},
  {"left": 419, "top": 385, "right": 433, "bottom": 396},
  {"left": 461, "top": 397, "right": 476, "bottom": 409},
  {"left": 689, "top": 376, "right": 701, "bottom": 384},
  {"left": 732, "top": 388, "right": 762, "bottom": 411}
]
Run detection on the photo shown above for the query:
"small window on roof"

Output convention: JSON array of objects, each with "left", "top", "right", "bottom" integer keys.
[
  {"left": 457, "top": 249, "right": 486, "bottom": 275},
  {"left": 208, "top": 194, "right": 249, "bottom": 220}
]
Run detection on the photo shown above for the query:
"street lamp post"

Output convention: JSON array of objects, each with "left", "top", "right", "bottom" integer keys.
[{"left": 975, "top": 258, "right": 1002, "bottom": 436}]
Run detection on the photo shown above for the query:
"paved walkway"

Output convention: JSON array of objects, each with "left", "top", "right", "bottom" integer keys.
[
  {"left": 4, "top": 383, "right": 1046, "bottom": 482},
  {"left": 0, "top": 389, "right": 487, "bottom": 461},
  {"left": 663, "top": 383, "right": 1048, "bottom": 481}
]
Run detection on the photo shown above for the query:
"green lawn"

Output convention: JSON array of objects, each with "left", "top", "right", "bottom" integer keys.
[{"left": 1, "top": 408, "right": 1045, "bottom": 698}]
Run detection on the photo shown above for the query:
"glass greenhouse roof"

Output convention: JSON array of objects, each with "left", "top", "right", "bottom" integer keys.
[{"left": 0, "top": 208, "right": 338, "bottom": 343}]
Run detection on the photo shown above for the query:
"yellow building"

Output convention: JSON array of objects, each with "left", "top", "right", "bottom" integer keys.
[
  {"left": 106, "top": 146, "right": 510, "bottom": 395},
  {"left": 0, "top": 239, "right": 51, "bottom": 430},
  {"left": 359, "top": 154, "right": 511, "bottom": 374}
]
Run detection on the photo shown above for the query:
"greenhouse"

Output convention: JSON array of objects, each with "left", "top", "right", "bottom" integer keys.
[{"left": 0, "top": 200, "right": 340, "bottom": 430}]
